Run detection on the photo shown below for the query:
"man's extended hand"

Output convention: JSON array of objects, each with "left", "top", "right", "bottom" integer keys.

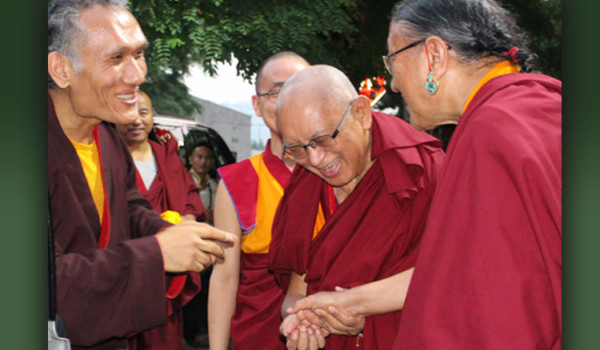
[{"left": 155, "top": 221, "right": 237, "bottom": 273}]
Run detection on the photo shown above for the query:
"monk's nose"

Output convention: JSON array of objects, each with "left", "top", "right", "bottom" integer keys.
[{"left": 306, "top": 146, "right": 325, "bottom": 167}]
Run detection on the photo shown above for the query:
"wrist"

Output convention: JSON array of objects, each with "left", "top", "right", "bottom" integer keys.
[
  {"left": 343, "top": 287, "right": 365, "bottom": 317},
  {"left": 282, "top": 293, "right": 303, "bottom": 318}
]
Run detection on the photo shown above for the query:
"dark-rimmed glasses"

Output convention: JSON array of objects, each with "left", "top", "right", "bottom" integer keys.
[
  {"left": 382, "top": 38, "right": 426, "bottom": 74},
  {"left": 256, "top": 89, "right": 280, "bottom": 103},
  {"left": 282, "top": 98, "right": 357, "bottom": 161}
]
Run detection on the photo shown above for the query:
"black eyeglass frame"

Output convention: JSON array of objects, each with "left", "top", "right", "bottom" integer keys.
[
  {"left": 382, "top": 38, "right": 426, "bottom": 74},
  {"left": 383, "top": 37, "right": 452, "bottom": 74},
  {"left": 282, "top": 98, "right": 357, "bottom": 159},
  {"left": 256, "top": 89, "right": 280, "bottom": 102}
]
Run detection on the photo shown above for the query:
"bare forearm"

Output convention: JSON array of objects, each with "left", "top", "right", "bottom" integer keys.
[
  {"left": 208, "top": 264, "right": 239, "bottom": 350},
  {"left": 346, "top": 268, "right": 413, "bottom": 317},
  {"left": 209, "top": 181, "right": 242, "bottom": 349},
  {"left": 282, "top": 272, "right": 309, "bottom": 319}
]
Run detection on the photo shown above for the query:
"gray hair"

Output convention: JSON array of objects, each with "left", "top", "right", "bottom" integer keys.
[
  {"left": 391, "top": 0, "right": 536, "bottom": 72},
  {"left": 48, "top": 0, "right": 129, "bottom": 86}
]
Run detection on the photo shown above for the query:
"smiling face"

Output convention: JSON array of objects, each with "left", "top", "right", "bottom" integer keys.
[
  {"left": 66, "top": 5, "right": 148, "bottom": 125},
  {"left": 252, "top": 56, "right": 309, "bottom": 137},
  {"left": 117, "top": 91, "right": 153, "bottom": 146},
  {"left": 281, "top": 97, "right": 372, "bottom": 191},
  {"left": 279, "top": 83, "right": 373, "bottom": 192}
]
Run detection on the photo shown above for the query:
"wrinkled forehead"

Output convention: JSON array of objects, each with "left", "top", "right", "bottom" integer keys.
[
  {"left": 79, "top": 5, "right": 146, "bottom": 50},
  {"left": 279, "top": 96, "right": 338, "bottom": 143}
]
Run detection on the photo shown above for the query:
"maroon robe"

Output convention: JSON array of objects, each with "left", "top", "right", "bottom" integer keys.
[
  {"left": 128, "top": 139, "right": 205, "bottom": 350},
  {"left": 137, "top": 139, "right": 206, "bottom": 221},
  {"left": 48, "top": 95, "right": 171, "bottom": 349},
  {"left": 269, "top": 112, "right": 445, "bottom": 349},
  {"left": 394, "top": 74, "right": 562, "bottom": 349},
  {"left": 218, "top": 140, "right": 292, "bottom": 350}
]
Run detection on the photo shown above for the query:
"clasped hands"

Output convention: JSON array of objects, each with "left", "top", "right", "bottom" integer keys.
[{"left": 280, "top": 287, "right": 365, "bottom": 350}]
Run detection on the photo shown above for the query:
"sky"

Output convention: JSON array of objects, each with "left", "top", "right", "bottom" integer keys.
[{"left": 182, "top": 60, "right": 270, "bottom": 144}]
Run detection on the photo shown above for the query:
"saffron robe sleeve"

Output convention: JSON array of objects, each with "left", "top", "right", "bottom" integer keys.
[
  {"left": 48, "top": 95, "right": 171, "bottom": 349},
  {"left": 394, "top": 74, "right": 562, "bottom": 349},
  {"left": 270, "top": 112, "right": 445, "bottom": 349}
]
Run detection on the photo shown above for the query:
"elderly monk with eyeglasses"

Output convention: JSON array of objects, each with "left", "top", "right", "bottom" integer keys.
[{"left": 268, "top": 64, "right": 445, "bottom": 350}]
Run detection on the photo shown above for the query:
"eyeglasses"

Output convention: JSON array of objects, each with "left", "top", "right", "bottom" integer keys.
[
  {"left": 382, "top": 38, "right": 426, "bottom": 74},
  {"left": 282, "top": 98, "right": 357, "bottom": 161},
  {"left": 256, "top": 89, "right": 280, "bottom": 103}
]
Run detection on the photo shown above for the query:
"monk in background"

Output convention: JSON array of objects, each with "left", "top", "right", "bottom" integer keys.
[
  {"left": 187, "top": 142, "right": 218, "bottom": 225},
  {"left": 208, "top": 52, "right": 310, "bottom": 350},
  {"left": 117, "top": 90, "right": 205, "bottom": 349},
  {"left": 269, "top": 65, "right": 445, "bottom": 349}
]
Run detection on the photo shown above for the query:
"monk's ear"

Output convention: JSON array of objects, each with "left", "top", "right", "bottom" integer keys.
[
  {"left": 354, "top": 95, "right": 373, "bottom": 131},
  {"left": 48, "top": 51, "right": 73, "bottom": 88},
  {"left": 424, "top": 36, "right": 450, "bottom": 79},
  {"left": 251, "top": 94, "right": 263, "bottom": 119}
]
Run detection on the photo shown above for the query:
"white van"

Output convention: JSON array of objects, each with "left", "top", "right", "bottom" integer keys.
[{"left": 152, "top": 114, "right": 237, "bottom": 168}]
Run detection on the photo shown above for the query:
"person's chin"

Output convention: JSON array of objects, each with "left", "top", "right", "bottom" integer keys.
[{"left": 109, "top": 110, "right": 138, "bottom": 125}]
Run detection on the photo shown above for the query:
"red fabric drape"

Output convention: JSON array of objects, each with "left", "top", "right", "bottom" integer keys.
[
  {"left": 394, "top": 74, "right": 562, "bottom": 349},
  {"left": 270, "top": 112, "right": 444, "bottom": 349}
]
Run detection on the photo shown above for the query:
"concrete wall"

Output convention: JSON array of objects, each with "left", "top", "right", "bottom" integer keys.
[{"left": 191, "top": 96, "right": 252, "bottom": 161}]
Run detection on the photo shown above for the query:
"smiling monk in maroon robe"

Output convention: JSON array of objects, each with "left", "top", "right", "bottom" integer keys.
[
  {"left": 47, "top": 2, "right": 234, "bottom": 349},
  {"left": 269, "top": 65, "right": 445, "bottom": 349},
  {"left": 118, "top": 91, "right": 205, "bottom": 350}
]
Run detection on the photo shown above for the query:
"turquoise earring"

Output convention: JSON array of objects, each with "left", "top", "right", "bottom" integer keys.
[
  {"left": 425, "top": 72, "right": 439, "bottom": 95},
  {"left": 424, "top": 43, "right": 439, "bottom": 95}
]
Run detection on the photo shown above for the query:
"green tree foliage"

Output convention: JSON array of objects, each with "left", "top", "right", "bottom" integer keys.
[
  {"left": 131, "top": 0, "right": 358, "bottom": 115},
  {"left": 131, "top": 0, "right": 561, "bottom": 116}
]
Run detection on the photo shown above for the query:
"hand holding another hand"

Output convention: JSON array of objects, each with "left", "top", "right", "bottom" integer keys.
[{"left": 289, "top": 287, "right": 365, "bottom": 337}]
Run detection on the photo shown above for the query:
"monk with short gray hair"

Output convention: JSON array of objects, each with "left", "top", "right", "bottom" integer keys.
[{"left": 269, "top": 65, "right": 445, "bottom": 349}]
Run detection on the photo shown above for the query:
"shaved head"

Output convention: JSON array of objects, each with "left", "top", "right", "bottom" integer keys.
[
  {"left": 275, "top": 64, "right": 374, "bottom": 194},
  {"left": 276, "top": 65, "right": 357, "bottom": 128}
]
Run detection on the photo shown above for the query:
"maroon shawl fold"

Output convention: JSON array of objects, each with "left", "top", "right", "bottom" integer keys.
[
  {"left": 129, "top": 139, "right": 204, "bottom": 350},
  {"left": 140, "top": 139, "right": 206, "bottom": 221},
  {"left": 394, "top": 73, "right": 562, "bottom": 349},
  {"left": 48, "top": 94, "right": 169, "bottom": 349},
  {"left": 269, "top": 112, "right": 444, "bottom": 349},
  {"left": 218, "top": 139, "right": 291, "bottom": 232}
]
